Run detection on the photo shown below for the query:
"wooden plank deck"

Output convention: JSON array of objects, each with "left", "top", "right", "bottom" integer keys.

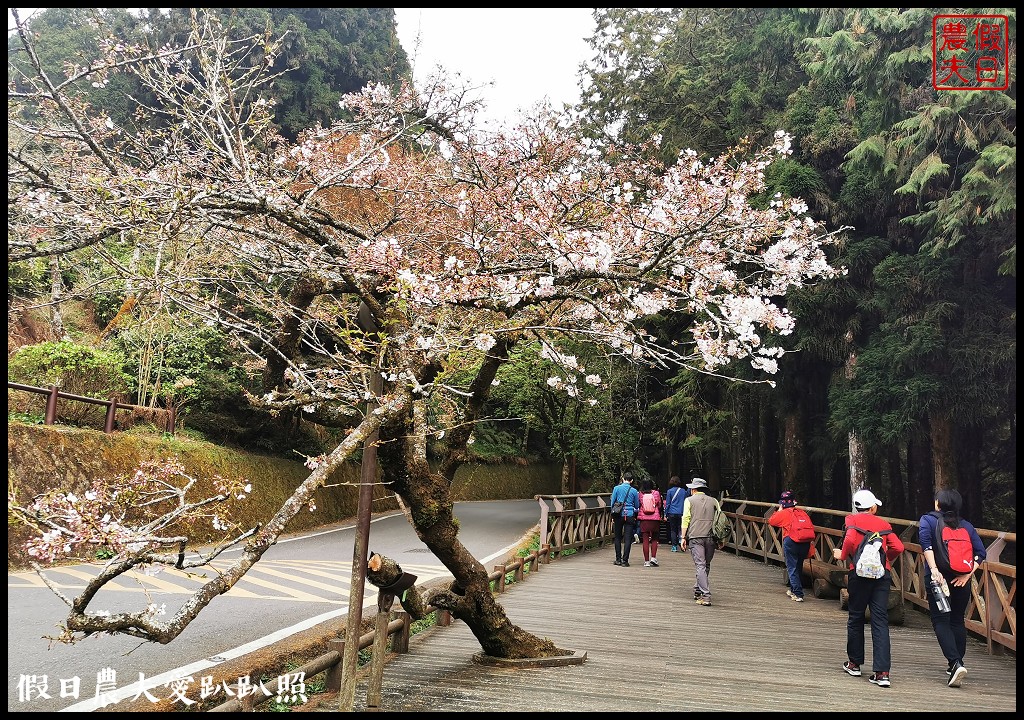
[{"left": 336, "top": 545, "right": 1016, "bottom": 712}]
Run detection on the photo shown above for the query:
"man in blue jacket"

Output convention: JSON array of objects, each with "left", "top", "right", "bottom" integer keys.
[{"left": 610, "top": 472, "right": 639, "bottom": 567}]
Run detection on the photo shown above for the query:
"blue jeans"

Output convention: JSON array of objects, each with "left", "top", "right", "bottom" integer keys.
[
  {"left": 846, "top": 571, "right": 892, "bottom": 672},
  {"left": 928, "top": 578, "right": 971, "bottom": 665},
  {"left": 783, "top": 537, "right": 811, "bottom": 598},
  {"left": 613, "top": 515, "right": 636, "bottom": 562}
]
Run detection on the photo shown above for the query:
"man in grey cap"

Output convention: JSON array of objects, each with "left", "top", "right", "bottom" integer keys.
[{"left": 680, "top": 477, "right": 723, "bottom": 606}]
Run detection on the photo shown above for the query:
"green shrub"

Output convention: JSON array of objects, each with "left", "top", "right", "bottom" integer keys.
[{"left": 7, "top": 341, "right": 133, "bottom": 425}]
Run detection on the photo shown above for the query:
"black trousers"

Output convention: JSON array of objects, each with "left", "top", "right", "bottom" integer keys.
[{"left": 613, "top": 515, "right": 636, "bottom": 562}]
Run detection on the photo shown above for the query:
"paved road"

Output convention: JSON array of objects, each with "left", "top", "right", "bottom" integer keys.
[{"left": 7, "top": 499, "right": 542, "bottom": 713}]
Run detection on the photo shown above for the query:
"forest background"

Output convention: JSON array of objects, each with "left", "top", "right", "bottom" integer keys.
[{"left": 8, "top": 8, "right": 1016, "bottom": 533}]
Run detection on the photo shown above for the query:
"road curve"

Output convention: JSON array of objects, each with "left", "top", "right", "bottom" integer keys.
[{"left": 7, "top": 499, "right": 542, "bottom": 713}]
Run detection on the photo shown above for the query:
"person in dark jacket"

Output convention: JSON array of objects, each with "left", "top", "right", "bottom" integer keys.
[
  {"left": 663, "top": 476, "right": 689, "bottom": 552},
  {"left": 610, "top": 472, "right": 639, "bottom": 567},
  {"left": 834, "top": 489, "right": 905, "bottom": 689},
  {"left": 919, "top": 489, "right": 987, "bottom": 688}
]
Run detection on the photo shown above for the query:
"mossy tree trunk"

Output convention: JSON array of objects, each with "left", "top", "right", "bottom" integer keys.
[{"left": 368, "top": 344, "right": 570, "bottom": 660}]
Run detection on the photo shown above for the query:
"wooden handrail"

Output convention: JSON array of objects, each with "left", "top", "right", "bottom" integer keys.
[
  {"left": 536, "top": 493, "right": 1015, "bottom": 655},
  {"left": 722, "top": 497, "right": 1014, "bottom": 655},
  {"left": 8, "top": 382, "right": 176, "bottom": 434},
  {"left": 205, "top": 547, "right": 552, "bottom": 712}
]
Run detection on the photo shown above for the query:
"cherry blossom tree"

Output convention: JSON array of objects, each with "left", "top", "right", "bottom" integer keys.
[{"left": 8, "top": 10, "right": 844, "bottom": 658}]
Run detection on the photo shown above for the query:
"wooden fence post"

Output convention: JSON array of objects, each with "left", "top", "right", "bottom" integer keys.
[
  {"left": 393, "top": 611, "right": 411, "bottom": 654},
  {"left": 325, "top": 638, "right": 345, "bottom": 691}
]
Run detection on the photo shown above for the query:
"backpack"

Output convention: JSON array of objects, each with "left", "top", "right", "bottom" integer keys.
[
  {"left": 641, "top": 491, "right": 659, "bottom": 515},
  {"left": 712, "top": 505, "right": 732, "bottom": 543},
  {"left": 928, "top": 511, "right": 974, "bottom": 574},
  {"left": 789, "top": 509, "right": 816, "bottom": 543},
  {"left": 851, "top": 527, "right": 892, "bottom": 579}
]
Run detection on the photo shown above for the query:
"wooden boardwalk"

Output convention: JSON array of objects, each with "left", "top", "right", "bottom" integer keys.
[{"left": 331, "top": 543, "right": 1016, "bottom": 712}]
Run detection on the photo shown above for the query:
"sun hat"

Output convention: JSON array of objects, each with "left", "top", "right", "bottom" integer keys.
[
  {"left": 853, "top": 489, "right": 882, "bottom": 510},
  {"left": 779, "top": 490, "right": 797, "bottom": 508},
  {"left": 686, "top": 477, "right": 708, "bottom": 490}
]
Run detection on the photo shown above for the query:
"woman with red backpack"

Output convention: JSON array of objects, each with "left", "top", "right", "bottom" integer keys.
[
  {"left": 919, "top": 489, "right": 987, "bottom": 688},
  {"left": 768, "top": 490, "right": 816, "bottom": 602}
]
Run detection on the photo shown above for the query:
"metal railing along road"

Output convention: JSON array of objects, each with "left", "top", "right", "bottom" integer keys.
[
  {"left": 537, "top": 493, "right": 1016, "bottom": 655},
  {"left": 8, "top": 382, "right": 176, "bottom": 434}
]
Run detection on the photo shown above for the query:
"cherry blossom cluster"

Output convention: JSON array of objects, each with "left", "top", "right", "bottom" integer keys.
[{"left": 11, "top": 460, "right": 252, "bottom": 565}]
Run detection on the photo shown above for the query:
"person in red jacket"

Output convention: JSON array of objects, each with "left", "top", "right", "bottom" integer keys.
[
  {"left": 833, "top": 489, "right": 905, "bottom": 689},
  {"left": 768, "top": 490, "right": 815, "bottom": 602}
]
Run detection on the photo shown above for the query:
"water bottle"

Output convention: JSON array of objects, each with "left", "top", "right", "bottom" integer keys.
[{"left": 929, "top": 577, "right": 951, "bottom": 614}]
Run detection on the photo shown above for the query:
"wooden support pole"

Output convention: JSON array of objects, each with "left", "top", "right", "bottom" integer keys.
[
  {"left": 365, "top": 593, "right": 394, "bottom": 711},
  {"left": 325, "top": 638, "right": 345, "bottom": 692}
]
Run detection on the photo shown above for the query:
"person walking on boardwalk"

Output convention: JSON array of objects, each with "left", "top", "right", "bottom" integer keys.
[
  {"left": 610, "top": 472, "right": 639, "bottom": 567},
  {"left": 637, "top": 478, "right": 663, "bottom": 567},
  {"left": 918, "top": 489, "right": 987, "bottom": 688},
  {"left": 681, "top": 477, "right": 721, "bottom": 605},
  {"left": 833, "top": 489, "right": 905, "bottom": 689},
  {"left": 664, "top": 475, "right": 688, "bottom": 552},
  {"left": 768, "top": 490, "right": 816, "bottom": 602}
]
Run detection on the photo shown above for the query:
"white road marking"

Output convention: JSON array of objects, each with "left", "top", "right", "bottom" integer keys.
[{"left": 26, "top": 512, "right": 530, "bottom": 713}]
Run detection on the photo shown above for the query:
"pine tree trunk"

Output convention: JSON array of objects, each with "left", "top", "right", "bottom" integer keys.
[
  {"left": 848, "top": 430, "right": 867, "bottom": 497},
  {"left": 907, "top": 431, "right": 933, "bottom": 517},
  {"left": 845, "top": 347, "right": 867, "bottom": 500},
  {"left": 954, "top": 423, "right": 984, "bottom": 523},
  {"left": 930, "top": 412, "right": 956, "bottom": 491}
]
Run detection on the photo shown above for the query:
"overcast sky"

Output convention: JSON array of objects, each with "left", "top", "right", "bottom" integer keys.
[
  {"left": 394, "top": 8, "right": 595, "bottom": 129},
  {"left": 9, "top": 8, "right": 597, "bottom": 129}
]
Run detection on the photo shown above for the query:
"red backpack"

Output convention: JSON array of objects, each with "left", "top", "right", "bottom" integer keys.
[
  {"left": 928, "top": 511, "right": 974, "bottom": 574},
  {"left": 789, "top": 508, "right": 816, "bottom": 543}
]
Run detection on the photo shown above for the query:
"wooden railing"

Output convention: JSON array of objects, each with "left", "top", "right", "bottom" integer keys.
[
  {"left": 536, "top": 493, "right": 1016, "bottom": 655},
  {"left": 207, "top": 547, "right": 553, "bottom": 712},
  {"left": 7, "top": 382, "right": 176, "bottom": 434},
  {"left": 722, "top": 498, "right": 1015, "bottom": 655},
  {"left": 536, "top": 493, "right": 615, "bottom": 556},
  {"left": 207, "top": 494, "right": 1013, "bottom": 711}
]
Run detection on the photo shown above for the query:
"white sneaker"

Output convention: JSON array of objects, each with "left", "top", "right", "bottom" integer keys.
[
  {"left": 650, "top": 558, "right": 659, "bottom": 567},
  {"left": 948, "top": 662, "right": 967, "bottom": 688},
  {"left": 643, "top": 561, "right": 652, "bottom": 567},
  {"left": 633, "top": 534, "right": 641, "bottom": 544}
]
